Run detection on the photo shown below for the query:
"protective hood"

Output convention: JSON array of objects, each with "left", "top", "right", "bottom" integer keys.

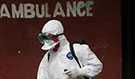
[
  {"left": 42, "top": 20, "right": 64, "bottom": 35},
  {"left": 40, "top": 20, "right": 64, "bottom": 50}
]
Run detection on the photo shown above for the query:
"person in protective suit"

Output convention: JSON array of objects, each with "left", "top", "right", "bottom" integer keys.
[{"left": 37, "top": 20, "right": 103, "bottom": 79}]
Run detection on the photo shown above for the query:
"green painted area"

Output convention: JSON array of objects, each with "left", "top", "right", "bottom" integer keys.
[{"left": 73, "top": 1, "right": 94, "bottom": 11}]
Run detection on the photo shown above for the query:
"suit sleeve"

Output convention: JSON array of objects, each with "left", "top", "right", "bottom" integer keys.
[
  {"left": 74, "top": 44, "right": 103, "bottom": 77},
  {"left": 37, "top": 53, "right": 49, "bottom": 79}
]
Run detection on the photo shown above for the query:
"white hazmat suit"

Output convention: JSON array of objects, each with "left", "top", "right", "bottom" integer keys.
[{"left": 37, "top": 20, "right": 103, "bottom": 79}]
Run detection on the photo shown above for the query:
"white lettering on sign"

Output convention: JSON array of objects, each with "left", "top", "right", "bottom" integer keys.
[{"left": 0, "top": 1, "right": 94, "bottom": 18}]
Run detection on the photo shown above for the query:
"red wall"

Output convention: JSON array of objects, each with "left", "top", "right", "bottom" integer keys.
[{"left": 0, "top": 0, "right": 121, "bottom": 79}]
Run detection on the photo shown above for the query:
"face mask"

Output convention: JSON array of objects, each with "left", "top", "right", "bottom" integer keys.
[
  {"left": 38, "top": 33, "right": 63, "bottom": 50},
  {"left": 41, "top": 39, "right": 59, "bottom": 50}
]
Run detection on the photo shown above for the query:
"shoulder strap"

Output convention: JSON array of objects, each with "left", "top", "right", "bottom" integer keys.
[
  {"left": 70, "top": 43, "right": 81, "bottom": 68},
  {"left": 73, "top": 40, "right": 88, "bottom": 45},
  {"left": 47, "top": 53, "right": 50, "bottom": 62},
  {"left": 70, "top": 43, "right": 91, "bottom": 79}
]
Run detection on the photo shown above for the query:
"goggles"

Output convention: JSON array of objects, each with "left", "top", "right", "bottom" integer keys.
[{"left": 37, "top": 33, "right": 63, "bottom": 44}]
